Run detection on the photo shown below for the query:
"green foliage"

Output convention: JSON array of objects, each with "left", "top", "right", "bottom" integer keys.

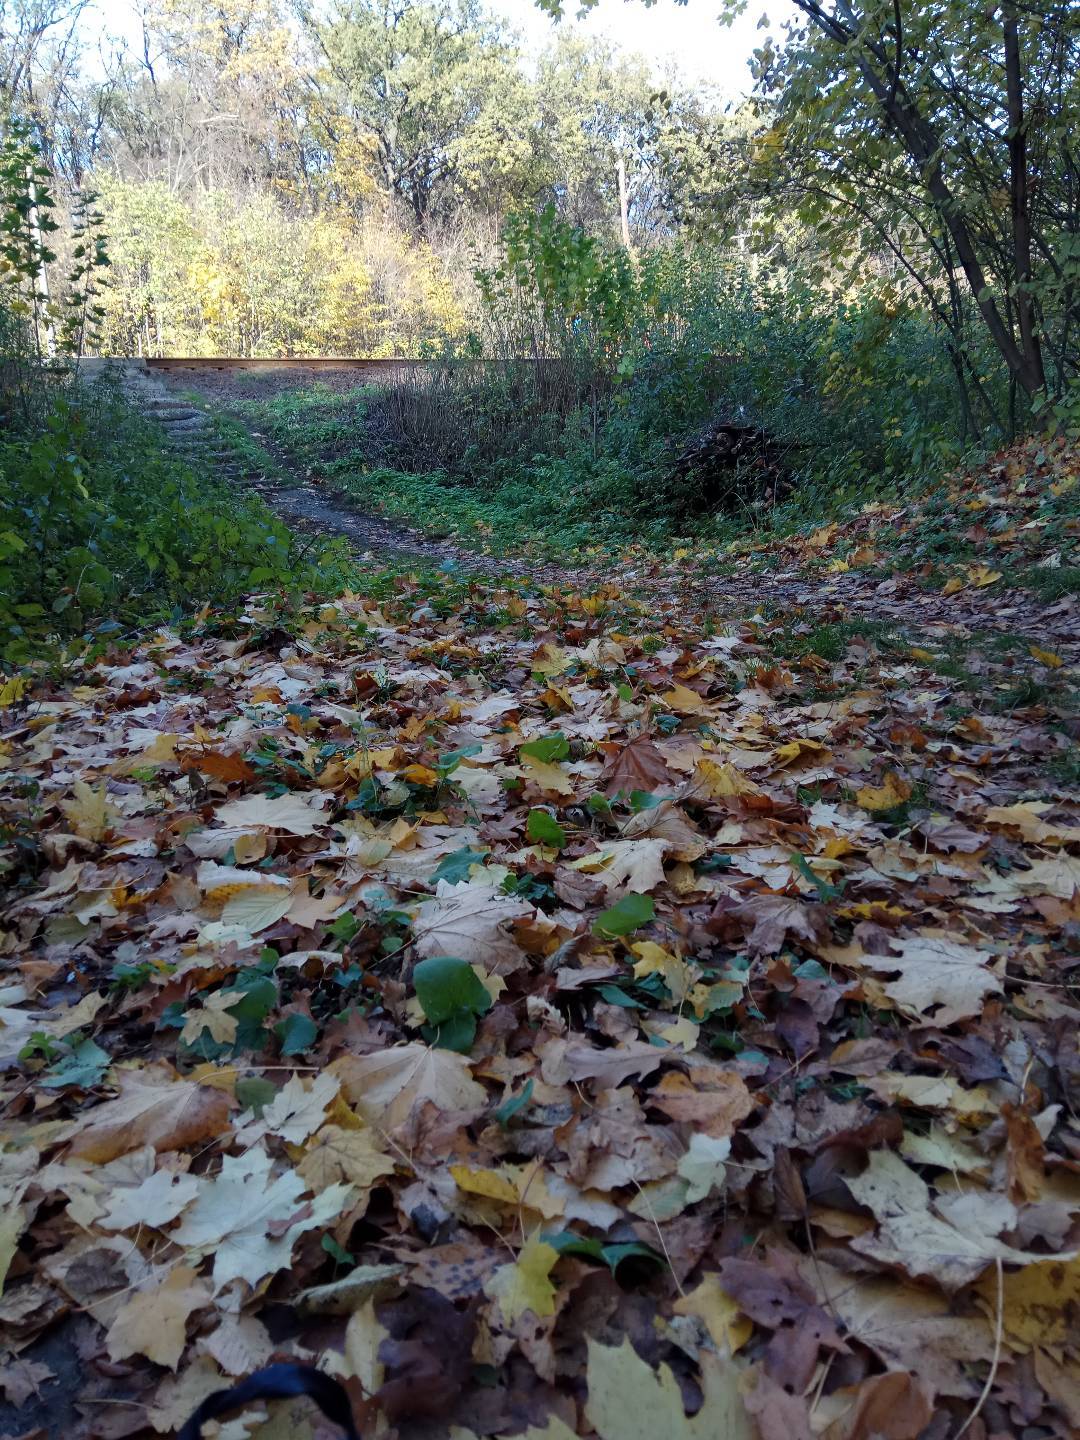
[
  {"left": 526, "top": 808, "right": 566, "bottom": 848},
  {"left": 752, "top": 0, "right": 1079, "bottom": 416},
  {"left": 0, "top": 383, "right": 328, "bottom": 663},
  {"left": 240, "top": 227, "right": 986, "bottom": 557},
  {"left": 593, "top": 893, "right": 655, "bottom": 938},
  {"left": 414, "top": 955, "right": 493, "bottom": 1052}
]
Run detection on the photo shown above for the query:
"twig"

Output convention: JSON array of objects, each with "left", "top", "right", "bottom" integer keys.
[
  {"left": 631, "top": 1177, "right": 686, "bottom": 1298},
  {"left": 956, "top": 1257, "right": 1003, "bottom": 1439}
]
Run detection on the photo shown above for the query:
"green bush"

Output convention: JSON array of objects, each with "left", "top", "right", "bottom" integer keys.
[
  {"left": 0, "top": 379, "right": 334, "bottom": 663},
  {"left": 338, "top": 217, "right": 1007, "bottom": 543}
]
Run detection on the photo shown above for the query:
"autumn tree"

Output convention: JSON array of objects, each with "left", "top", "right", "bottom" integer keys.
[
  {"left": 751, "top": 0, "right": 1079, "bottom": 415},
  {"left": 304, "top": 0, "right": 534, "bottom": 231}
]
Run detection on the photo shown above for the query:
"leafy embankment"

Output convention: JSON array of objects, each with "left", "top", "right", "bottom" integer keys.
[
  {"left": 1, "top": 575, "right": 1079, "bottom": 1438},
  {"left": 722, "top": 432, "right": 1080, "bottom": 603}
]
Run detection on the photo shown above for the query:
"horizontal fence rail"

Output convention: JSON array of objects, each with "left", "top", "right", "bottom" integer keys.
[
  {"left": 141, "top": 355, "right": 736, "bottom": 373},
  {"left": 144, "top": 356, "right": 553, "bottom": 373}
]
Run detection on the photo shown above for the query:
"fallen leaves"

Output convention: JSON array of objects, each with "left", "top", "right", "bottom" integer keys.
[
  {"left": 172, "top": 1146, "right": 354, "bottom": 1292},
  {"left": 484, "top": 1233, "right": 559, "bottom": 1322},
  {"left": 1, "top": 568, "right": 1078, "bottom": 1436},
  {"left": 584, "top": 1336, "right": 755, "bottom": 1440},
  {"left": 332, "top": 1043, "right": 487, "bottom": 1127},
  {"left": 106, "top": 1264, "right": 212, "bottom": 1368}
]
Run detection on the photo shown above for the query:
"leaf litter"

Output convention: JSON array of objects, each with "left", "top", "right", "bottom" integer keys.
[{"left": 0, "top": 566, "right": 1078, "bottom": 1439}]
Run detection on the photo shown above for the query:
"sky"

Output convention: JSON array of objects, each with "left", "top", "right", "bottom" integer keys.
[{"left": 84, "top": 0, "right": 769, "bottom": 99}]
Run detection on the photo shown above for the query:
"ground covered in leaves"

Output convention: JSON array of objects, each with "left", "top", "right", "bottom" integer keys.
[{"left": 1, "top": 568, "right": 1079, "bottom": 1440}]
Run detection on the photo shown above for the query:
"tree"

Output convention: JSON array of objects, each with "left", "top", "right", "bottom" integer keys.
[
  {"left": 306, "top": 0, "right": 534, "bottom": 231},
  {"left": 548, "top": 0, "right": 1078, "bottom": 418},
  {"left": 758, "top": 1, "right": 1078, "bottom": 411}
]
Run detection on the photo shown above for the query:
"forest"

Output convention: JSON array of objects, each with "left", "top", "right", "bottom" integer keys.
[{"left": 1, "top": 1, "right": 1080, "bottom": 1438}]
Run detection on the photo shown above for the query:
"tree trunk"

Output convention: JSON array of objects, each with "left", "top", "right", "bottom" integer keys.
[
  {"left": 1002, "top": 6, "right": 1045, "bottom": 399},
  {"left": 793, "top": 0, "right": 1048, "bottom": 404}
]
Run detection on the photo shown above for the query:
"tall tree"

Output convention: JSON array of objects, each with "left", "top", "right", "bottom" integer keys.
[{"left": 306, "top": 0, "right": 534, "bottom": 231}]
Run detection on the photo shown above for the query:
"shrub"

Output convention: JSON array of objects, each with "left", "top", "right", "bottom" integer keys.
[
  {"left": 349, "top": 219, "right": 993, "bottom": 534},
  {"left": 0, "top": 379, "right": 327, "bottom": 663}
]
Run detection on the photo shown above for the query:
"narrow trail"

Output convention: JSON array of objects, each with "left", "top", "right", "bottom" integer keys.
[
  {"left": 81, "top": 359, "right": 509, "bottom": 576},
  {"left": 82, "top": 360, "right": 1080, "bottom": 661}
]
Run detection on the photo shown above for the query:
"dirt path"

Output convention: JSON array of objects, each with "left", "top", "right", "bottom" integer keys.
[
  {"left": 85, "top": 360, "right": 1080, "bottom": 660},
  {"left": 83, "top": 359, "right": 512, "bottom": 575}
]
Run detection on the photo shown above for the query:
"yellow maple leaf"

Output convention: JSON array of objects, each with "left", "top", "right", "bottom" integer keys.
[
  {"left": 631, "top": 941, "right": 696, "bottom": 1003},
  {"left": 451, "top": 1160, "right": 562, "bottom": 1218},
  {"left": 531, "top": 643, "right": 571, "bottom": 677},
  {"left": 662, "top": 683, "right": 716, "bottom": 717},
  {"left": 0, "top": 675, "right": 28, "bottom": 707},
  {"left": 61, "top": 780, "right": 119, "bottom": 840},
  {"left": 484, "top": 1233, "right": 559, "bottom": 1322},
  {"left": 1029, "top": 645, "right": 1063, "bottom": 669},
  {"left": 966, "top": 564, "right": 1002, "bottom": 588},
  {"left": 856, "top": 771, "right": 912, "bottom": 811},
  {"left": 942, "top": 576, "right": 965, "bottom": 596},
  {"left": 519, "top": 754, "right": 574, "bottom": 795},
  {"left": 450, "top": 1164, "right": 520, "bottom": 1205},
  {"left": 980, "top": 1255, "right": 1080, "bottom": 1348},
  {"left": 180, "top": 990, "right": 242, "bottom": 1046},
  {"left": 672, "top": 1274, "right": 752, "bottom": 1354},
  {"left": 772, "top": 737, "right": 830, "bottom": 767},
  {"left": 694, "top": 759, "right": 761, "bottom": 798}
]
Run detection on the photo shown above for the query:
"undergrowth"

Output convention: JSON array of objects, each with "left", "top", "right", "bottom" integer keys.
[{"left": 0, "top": 377, "right": 350, "bottom": 665}]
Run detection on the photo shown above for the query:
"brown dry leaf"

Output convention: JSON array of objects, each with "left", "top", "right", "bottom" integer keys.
[
  {"left": 804, "top": 1258, "right": 991, "bottom": 1397},
  {"left": 862, "top": 935, "right": 1001, "bottom": 1026},
  {"left": 846, "top": 1150, "right": 1058, "bottom": 1289},
  {"left": 65, "top": 1068, "right": 232, "bottom": 1163},
  {"left": 0, "top": 1356, "right": 55, "bottom": 1406},
  {"left": 650, "top": 1068, "right": 754, "bottom": 1135},
  {"left": 834, "top": 1371, "right": 933, "bottom": 1440},
  {"left": 298, "top": 1124, "right": 396, "bottom": 1192},
  {"left": 179, "top": 749, "right": 256, "bottom": 782},
  {"left": 603, "top": 737, "right": 674, "bottom": 795},
  {"left": 1003, "top": 1102, "right": 1045, "bottom": 1203},
  {"left": 412, "top": 885, "right": 533, "bottom": 973},
  {"left": 733, "top": 893, "right": 829, "bottom": 956},
  {"left": 541, "top": 1038, "right": 666, "bottom": 1087},
  {"left": 212, "top": 790, "right": 330, "bottom": 835}
]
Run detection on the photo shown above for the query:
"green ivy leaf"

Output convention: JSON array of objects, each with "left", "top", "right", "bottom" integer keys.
[
  {"left": 236, "top": 1076, "right": 278, "bottom": 1115},
  {"left": 432, "top": 847, "right": 489, "bottom": 885},
  {"left": 526, "top": 808, "right": 566, "bottom": 847},
  {"left": 275, "top": 1012, "right": 319, "bottom": 1055},
  {"left": 40, "top": 1033, "right": 111, "bottom": 1089},
  {"left": 519, "top": 733, "right": 569, "bottom": 762},
  {"left": 593, "top": 892, "right": 655, "bottom": 937},
  {"left": 414, "top": 956, "right": 492, "bottom": 1025},
  {"left": 494, "top": 1077, "right": 534, "bottom": 1128}
]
